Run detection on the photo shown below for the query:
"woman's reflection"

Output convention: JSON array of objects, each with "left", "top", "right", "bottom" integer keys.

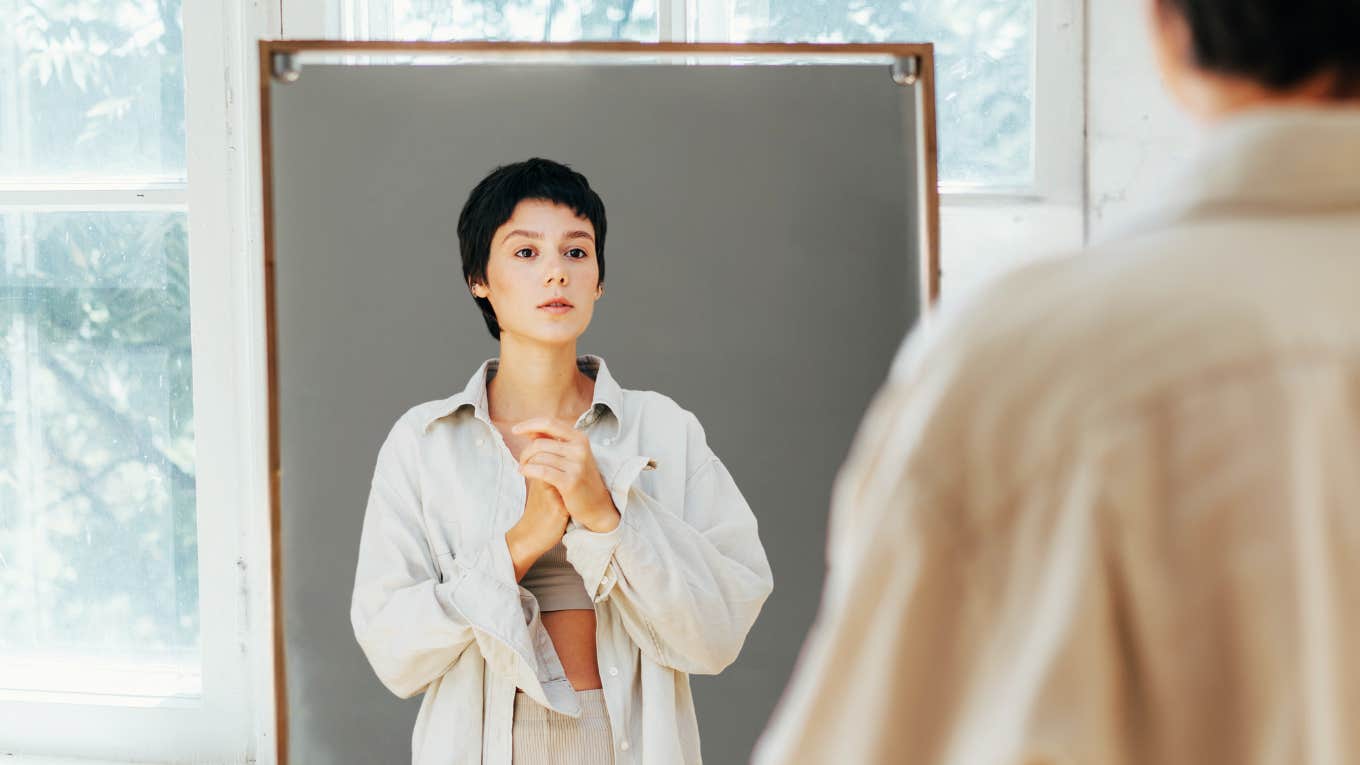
[{"left": 350, "top": 157, "right": 774, "bottom": 764}]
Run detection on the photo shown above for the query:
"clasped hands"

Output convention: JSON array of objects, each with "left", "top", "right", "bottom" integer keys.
[{"left": 513, "top": 417, "right": 621, "bottom": 534}]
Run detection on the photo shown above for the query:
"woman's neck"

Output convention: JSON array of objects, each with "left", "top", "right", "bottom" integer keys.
[{"left": 486, "top": 335, "right": 594, "bottom": 425}]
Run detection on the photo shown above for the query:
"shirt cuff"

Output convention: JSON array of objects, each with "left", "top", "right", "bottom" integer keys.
[
  {"left": 450, "top": 535, "right": 526, "bottom": 646},
  {"left": 562, "top": 453, "right": 657, "bottom": 601}
]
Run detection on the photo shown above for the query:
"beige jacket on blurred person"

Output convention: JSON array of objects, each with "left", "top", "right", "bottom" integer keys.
[{"left": 752, "top": 106, "right": 1360, "bottom": 765}]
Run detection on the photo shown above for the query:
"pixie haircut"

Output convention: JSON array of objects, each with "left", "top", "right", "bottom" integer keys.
[
  {"left": 457, "top": 157, "right": 608, "bottom": 341},
  {"left": 1160, "top": 0, "right": 1360, "bottom": 96}
]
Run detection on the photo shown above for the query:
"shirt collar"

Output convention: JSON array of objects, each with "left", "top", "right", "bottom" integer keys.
[
  {"left": 1103, "top": 106, "right": 1360, "bottom": 241},
  {"left": 421, "top": 353, "right": 625, "bottom": 435}
]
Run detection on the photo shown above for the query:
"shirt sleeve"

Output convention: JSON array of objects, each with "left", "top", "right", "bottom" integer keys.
[
  {"left": 350, "top": 416, "right": 567, "bottom": 703},
  {"left": 561, "top": 411, "right": 774, "bottom": 676}
]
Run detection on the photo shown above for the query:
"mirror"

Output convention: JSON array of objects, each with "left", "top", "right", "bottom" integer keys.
[{"left": 261, "top": 40, "right": 938, "bottom": 764}]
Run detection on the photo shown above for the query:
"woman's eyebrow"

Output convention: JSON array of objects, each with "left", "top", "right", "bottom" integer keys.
[{"left": 501, "top": 229, "right": 595, "bottom": 244}]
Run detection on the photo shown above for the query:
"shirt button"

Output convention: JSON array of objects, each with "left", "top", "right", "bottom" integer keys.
[
  {"left": 602, "top": 437, "right": 613, "bottom": 445},
  {"left": 619, "top": 741, "right": 630, "bottom": 751},
  {"left": 608, "top": 666, "right": 619, "bottom": 677},
  {"left": 476, "top": 438, "right": 486, "bottom": 447}
]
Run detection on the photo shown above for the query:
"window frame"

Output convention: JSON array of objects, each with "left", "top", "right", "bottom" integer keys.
[{"left": 0, "top": 0, "right": 279, "bottom": 760}]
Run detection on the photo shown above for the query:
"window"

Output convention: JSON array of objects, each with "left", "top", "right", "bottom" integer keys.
[
  {"left": 375, "top": 0, "right": 659, "bottom": 42},
  {"left": 1, "top": 0, "right": 199, "bottom": 696},
  {"left": 1, "top": 0, "right": 262, "bottom": 759},
  {"left": 342, "top": 0, "right": 1035, "bottom": 189}
]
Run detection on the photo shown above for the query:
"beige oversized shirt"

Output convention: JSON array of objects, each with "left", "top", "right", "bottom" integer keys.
[
  {"left": 351, "top": 354, "right": 772, "bottom": 765},
  {"left": 753, "top": 106, "right": 1360, "bottom": 764}
]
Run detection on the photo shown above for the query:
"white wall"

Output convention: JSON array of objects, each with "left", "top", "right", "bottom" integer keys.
[
  {"left": 940, "top": 201, "right": 1084, "bottom": 298},
  {"left": 1087, "top": 0, "right": 1196, "bottom": 242}
]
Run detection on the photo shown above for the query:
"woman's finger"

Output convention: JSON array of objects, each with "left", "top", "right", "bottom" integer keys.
[
  {"left": 519, "top": 437, "right": 572, "bottom": 468},
  {"left": 522, "top": 451, "right": 570, "bottom": 474},
  {"left": 511, "top": 417, "right": 581, "bottom": 443},
  {"left": 520, "top": 460, "right": 568, "bottom": 489}
]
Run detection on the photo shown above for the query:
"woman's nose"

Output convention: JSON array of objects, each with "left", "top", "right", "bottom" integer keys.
[{"left": 545, "top": 270, "right": 566, "bottom": 285}]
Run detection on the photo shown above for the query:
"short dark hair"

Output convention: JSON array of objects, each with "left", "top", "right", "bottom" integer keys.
[
  {"left": 457, "top": 158, "right": 608, "bottom": 340},
  {"left": 1160, "top": 0, "right": 1360, "bottom": 96}
]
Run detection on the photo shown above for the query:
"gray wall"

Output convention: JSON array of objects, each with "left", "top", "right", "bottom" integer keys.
[{"left": 270, "top": 60, "right": 924, "bottom": 764}]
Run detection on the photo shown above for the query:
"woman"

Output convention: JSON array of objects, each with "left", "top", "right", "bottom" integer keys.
[{"left": 351, "top": 157, "right": 774, "bottom": 765}]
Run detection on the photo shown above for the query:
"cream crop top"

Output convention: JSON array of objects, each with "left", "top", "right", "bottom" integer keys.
[{"left": 520, "top": 538, "right": 594, "bottom": 611}]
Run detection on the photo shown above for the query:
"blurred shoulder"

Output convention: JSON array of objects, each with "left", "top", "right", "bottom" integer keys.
[
  {"left": 908, "top": 217, "right": 1360, "bottom": 409},
  {"left": 889, "top": 247, "right": 1095, "bottom": 395},
  {"left": 891, "top": 230, "right": 1242, "bottom": 407},
  {"left": 866, "top": 241, "right": 1188, "bottom": 513}
]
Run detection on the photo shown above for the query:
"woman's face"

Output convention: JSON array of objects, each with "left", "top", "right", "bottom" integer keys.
[{"left": 473, "top": 198, "right": 602, "bottom": 345}]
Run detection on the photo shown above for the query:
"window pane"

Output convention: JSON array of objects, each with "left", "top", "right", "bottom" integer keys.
[
  {"left": 727, "top": 0, "right": 1033, "bottom": 186},
  {"left": 388, "top": 0, "right": 659, "bottom": 41},
  {"left": 0, "top": 210, "right": 199, "bottom": 698},
  {"left": 0, "top": 0, "right": 185, "bottom": 177}
]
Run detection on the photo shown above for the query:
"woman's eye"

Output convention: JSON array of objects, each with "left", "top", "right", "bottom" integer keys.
[
  {"left": 515, "top": 248, "right": 534, "bottom": 258},
  {"left": 567, "top": 248, "right": 588, "bottom": 259}
]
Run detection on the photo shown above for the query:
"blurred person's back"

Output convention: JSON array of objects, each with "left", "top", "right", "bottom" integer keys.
[{"left": 752, "top": 1, "right": 1360, "bottom": 763}]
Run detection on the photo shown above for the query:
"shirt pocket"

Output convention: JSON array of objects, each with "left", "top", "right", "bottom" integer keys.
[
  {"left": 433, "top": 550, "right": 456, "bottom": 584},
  {"left": 422, "top": 493, "right": 460, "bottom": 559},
  {"left": 420, "top": 484, "right": 470, "bottom": 587}
]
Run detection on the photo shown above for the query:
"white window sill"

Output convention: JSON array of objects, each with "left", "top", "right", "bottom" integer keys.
[
  {"left": 0, "top": 656, "right": 200, "bottom": 709},
  {"left": 0, "top": 751, "right": 147, "bottom": 756},
  {"left": 938, "top": 195, "right": 1085, "bottom": 302}
]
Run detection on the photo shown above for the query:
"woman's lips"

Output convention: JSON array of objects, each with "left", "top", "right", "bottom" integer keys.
[{"left": 539, "top": 304, "right": 573, "bottom": 314}]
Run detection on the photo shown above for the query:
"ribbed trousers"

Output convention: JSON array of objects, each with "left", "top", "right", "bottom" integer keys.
[{"left": 512, "top": 688, "right": 615, "bottom": 764}]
